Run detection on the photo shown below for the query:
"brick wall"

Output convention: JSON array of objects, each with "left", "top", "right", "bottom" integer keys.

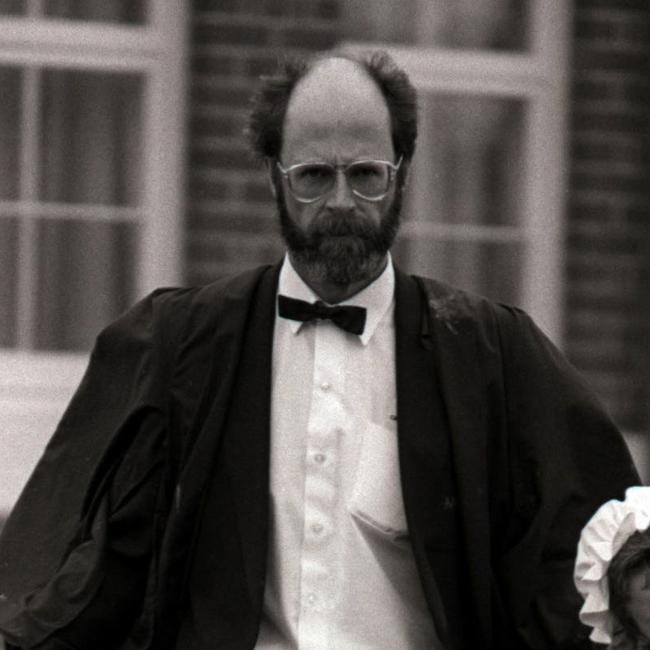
[
  {"left": 187, "top": 0, "right": 340, "bottom": 283},
  {"left": 186, "top": 0, "right": 649, "bottom": 433},
  {"left": 567, "top": 0, "right": 649, "bottom": 432}
]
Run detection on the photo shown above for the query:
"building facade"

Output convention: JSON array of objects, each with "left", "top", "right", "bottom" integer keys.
[{"left": 0, "top": 0, "right": 647, "bottom": 513}]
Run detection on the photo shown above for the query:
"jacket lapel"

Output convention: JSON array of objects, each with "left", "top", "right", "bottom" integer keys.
[
  {"left": 157, "top": 263, "right": 280, "bottom": 647},
  {"left": 414, "top": 275, "right": 493, "bottom": 646},
  {"left": 394, "top": 269, "right": 456, "bottom": 647},
  {"left": 219, "top": 263, "right": 277, "bottom": 612}
]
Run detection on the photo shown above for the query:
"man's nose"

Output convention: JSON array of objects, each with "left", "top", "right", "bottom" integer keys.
[{"left": 327, "top": 168, "right": 356, "bottom": 209}]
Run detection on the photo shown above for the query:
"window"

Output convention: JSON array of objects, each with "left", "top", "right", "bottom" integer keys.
[
  {"left": 0, "top": 1, "right": 187, "bottom": 512},
  {"left": 344, "top": 0, "right": 570, "bottom": 343}
]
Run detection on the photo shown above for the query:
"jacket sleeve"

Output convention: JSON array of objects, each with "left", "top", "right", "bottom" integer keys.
[
  {"left": 0, "top": 290, "right": 179, "bottom": 649},
  {"left": 493, "top": 306, "right": 640, "bottom": 649}
]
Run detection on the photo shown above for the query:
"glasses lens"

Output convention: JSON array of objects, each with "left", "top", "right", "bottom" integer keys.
[
  {"left": 288, "top": 164, "right": 335, "bottom": 201},
  {"left": 346, "top": 161, "right": 391, "bottom": 199}
]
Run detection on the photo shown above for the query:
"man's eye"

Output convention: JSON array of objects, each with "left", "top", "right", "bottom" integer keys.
[
  {"left": 349, "top": 164, "right": 381, "bottom": 179},
  {"left": 297, "top": 166, "right": 331, "bottom": 180}
]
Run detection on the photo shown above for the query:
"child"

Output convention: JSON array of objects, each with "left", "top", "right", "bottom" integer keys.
[{"left": 575, "top": 487, "right": 650, "bottom": 649}]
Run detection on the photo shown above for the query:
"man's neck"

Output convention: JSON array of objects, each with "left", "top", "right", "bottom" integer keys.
[{"left": 288, "top": 254, "right": 388, "bottom": 304}]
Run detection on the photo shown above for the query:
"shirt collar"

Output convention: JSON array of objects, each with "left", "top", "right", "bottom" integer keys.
[{"left": 277, "top": 253, "right": 395, "bottom": 346}]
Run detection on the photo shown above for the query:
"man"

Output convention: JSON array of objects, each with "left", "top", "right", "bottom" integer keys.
[{"left": 0, "top": 50, "right": 640, "bottom": 649}]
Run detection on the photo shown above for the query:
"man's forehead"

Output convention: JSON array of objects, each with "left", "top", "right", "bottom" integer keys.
[{"left": 285, "top": 57, "right": 388, "bottom": 123}]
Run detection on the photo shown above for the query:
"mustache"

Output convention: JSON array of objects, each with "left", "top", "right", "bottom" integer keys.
[{"left": 307, "top": 210, "right": 378, "bottom": 239}]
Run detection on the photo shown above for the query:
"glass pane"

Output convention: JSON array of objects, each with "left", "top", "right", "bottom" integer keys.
[
  {"left": 35, "top": 218, "right": 136, "bottom": 351},
  {"left": 0, "top": 217, "right": 18, "bottom": 346},
  {"left": 0, "top": 0, "right": 23, "bottom": 15},
  {"left": 44, "top": 0, "right": 147, "bottom": 24},
  {"left": 0, "top": 67, "right": 22, "bottom": 200},
  {"left": 403, "top": 95, "right": 526, "bottom": 227},
  {"left": 40, "top": 69, "right": 144, "bottom": 207},
  {"left": 394, "top": 237, "right": 524, "bottom": 306},
  {"left": 344, "top": 0, "right": 530, "bottom": 51}
]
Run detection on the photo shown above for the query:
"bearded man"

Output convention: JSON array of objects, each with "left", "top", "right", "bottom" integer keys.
[{"left": 0, "top": 51, "right": 639, "bottom": 650}]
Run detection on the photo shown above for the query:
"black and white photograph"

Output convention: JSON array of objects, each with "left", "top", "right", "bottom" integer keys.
[{"left": 0, "top": 2, "right": 648, "bottom": 648}]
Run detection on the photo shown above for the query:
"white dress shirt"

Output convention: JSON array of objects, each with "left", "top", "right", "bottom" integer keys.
[{"left": 255, "top": 255, "right": 442, "bottom": 649}]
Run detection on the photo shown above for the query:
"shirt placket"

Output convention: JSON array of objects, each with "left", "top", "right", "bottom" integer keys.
[{"left": 298, "top": 321, "right": 346, "bottom": 649}]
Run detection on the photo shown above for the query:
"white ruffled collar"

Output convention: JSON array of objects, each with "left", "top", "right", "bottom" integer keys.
[{"left": 575, "top": 486, "right": 650, "bottom": 644}]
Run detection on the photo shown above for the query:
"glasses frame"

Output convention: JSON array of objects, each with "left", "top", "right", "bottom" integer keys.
[{"left": 276, "top": 157, "right": 403, "bottom": 204}]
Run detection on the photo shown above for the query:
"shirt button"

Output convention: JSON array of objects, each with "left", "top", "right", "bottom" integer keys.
[
  {"left": 306, "top": 593, "right": 317, "bottom": 605},
  {"left": 314, "top": 452, "right": 326, "bottom": 464},
  {"left": 311, "top": 522, "right": 324, "bottom": 534},
  {"left": 320, "top": 381, "right": 331, "bottom": 391}
]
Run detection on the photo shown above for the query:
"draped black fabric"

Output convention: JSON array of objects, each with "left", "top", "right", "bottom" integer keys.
[{"left": 0, "top": 262, "right": 640, "bottom": 650}]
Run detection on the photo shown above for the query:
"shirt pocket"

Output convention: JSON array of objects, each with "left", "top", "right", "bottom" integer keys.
[{"left": 348, "top": 421, "right": 408, "bottom": 542}]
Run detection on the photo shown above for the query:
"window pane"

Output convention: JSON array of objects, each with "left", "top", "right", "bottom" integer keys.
[
  {"left": 39, "top": 69, "right": 143, "bottom": 207},
  {"left": 343, "top": 0, "right": 530, "bottom": 51},
  {"left": 44, "top": 0, "right": 147, "bottom": 24},
  {"left": 0, "top": 218, "right": 18, "bottom": 346},
  {"left": 394, "top": 237, "right": 524, "bottom": 306},
  {"left": 35, "top": 218, "right": 136, "bottom": 351},
  {"left": 0, "top": 67, "right": 22, "bottom": 200},
  {"left": 0, "top": 0, "right": 23, "bottom": 16},
  {"left": 404, "top": 94, "right": 526, "bottom": 227}
]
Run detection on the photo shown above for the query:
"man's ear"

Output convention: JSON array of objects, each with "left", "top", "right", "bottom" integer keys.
[
  {"left": 265, "top": 158, "right": 277, "bottom": 198},
  {"left": 399, "top": 159, "right": 411, "bottom": 191}
]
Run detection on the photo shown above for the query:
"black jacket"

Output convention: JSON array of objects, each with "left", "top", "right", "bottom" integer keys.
[{"left": 0, "top": 263, "right": 639, "bottom": 649}]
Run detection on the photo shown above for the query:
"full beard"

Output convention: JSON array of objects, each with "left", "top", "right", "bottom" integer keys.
[{"left": 276, "top": 188, "right": 402, "bottom": 287}]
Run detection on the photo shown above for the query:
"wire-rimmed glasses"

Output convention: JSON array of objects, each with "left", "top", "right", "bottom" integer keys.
[{"left": 276, "top": 157, "right": 402, "bottom": 203}]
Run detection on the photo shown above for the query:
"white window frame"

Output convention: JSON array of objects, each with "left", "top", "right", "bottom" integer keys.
[
  {"left": 0, "top": 3, "right": 188, "bottom": 512},
  {"left": 345, "top": 1, "right": 571, "bottom": 344}
]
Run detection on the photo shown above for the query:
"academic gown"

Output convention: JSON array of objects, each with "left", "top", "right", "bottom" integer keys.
[{"left": 0, "top": 262, "right": 640, "bottom": 650}]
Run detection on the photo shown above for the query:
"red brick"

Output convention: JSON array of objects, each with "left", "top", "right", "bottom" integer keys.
[
  {"left": 243, "top": 179, "right": 273, "bottom": 202},
  {"left": 574, "top": 79, "right": 613, "bottom": 100},
  {"left": 192, "top": 52, "right": 237, "bottom": 76},
  {"left": 571, "top": 170, "right": 649, "bottom": 195},
  {"left": 246, "top": 53, "right": 283, "bottom": 77},
  {"left": 279, "top": 25, "right": 337, "bottom": 50},
  {"left": 317, "top": 0, "right": 339, "bottom": 20},
  {"left": 188, "top": 207, "right": 276, "bottom": 233},
  {"left": 194, "top": 22, "right": 270, "bottom": 46},
  {"left": 191, "top": 80, "right": 253, "bottom": 107},
  {"left": 187, "top": 231, "right": 283, "bottom": 268},
  {"left": 191, "top": 112, "right": 243, "bottom": 138},
  {"left": 627, "top": 204, "right": 650, "bottom": 223},
  {"left": 190, "top": 143, "right": 253, "bottom": 171},
  {"left": 575, "top": 0, "right": 650, "bottom": 12},
  {"left": 622, "top": 80, "right": 650, "bottom": 102},
  {"left": 184, "top": 0, "right": 650, "bottom": 432},
  {"left": 571, "top": 111, "right": 648, "bottom": 134},
  {"left": 194, "top": 0, "right": 237, "bottom": 12},
  {"left": 575, "top": 17, "right": 616, "bottom": 39},
  {"left": 265, "top": 0, "right": 338, "bottom": 19},
  {"left": 574, "top": 49, "right": 650, "bottom": 71},
  {"left": 571, "top": 138, "right": 647, "bottom": 164}
]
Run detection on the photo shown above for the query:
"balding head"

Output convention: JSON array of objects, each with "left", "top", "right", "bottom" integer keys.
[
  {"left": 281, "top": 57, "right": 394, "bottom": 166},
  {"left": 247, "top": 50, "right": 418, "bottom": 167}
]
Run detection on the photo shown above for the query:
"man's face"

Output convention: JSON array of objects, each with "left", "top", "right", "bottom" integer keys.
[{"left": 274, "top": 58, "right": 403, "bottom": 287}]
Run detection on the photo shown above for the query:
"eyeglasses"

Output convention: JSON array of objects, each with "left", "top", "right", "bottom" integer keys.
[{"left": 276, "top": 158, "right": 402, "bottom": 203}]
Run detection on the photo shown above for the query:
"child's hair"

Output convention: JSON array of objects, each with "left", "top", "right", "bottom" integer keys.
[
  {"left": 609, "top": 527, "right": 650, "bottom": 640},
  {"left": 575, "top": 487, "right": 650, "bottom": 645}
]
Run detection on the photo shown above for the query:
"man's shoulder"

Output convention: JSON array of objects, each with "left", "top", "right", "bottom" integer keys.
[
  {"left": 152, "top": 263, "right": 275, "bottom": 314},
  {"left": 411, "top": 273, "right": 525, "bottom": 332},
  {"left": 98, "top": 264, "right": 276, "bottom": 348},
  {"left": 406, "top": 272, "right": 560, "bottom": 370}
]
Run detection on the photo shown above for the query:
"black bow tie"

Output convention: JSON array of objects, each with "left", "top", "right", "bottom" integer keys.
[{"left": 278, "top": 295, "right": 367, "bottom": 335}]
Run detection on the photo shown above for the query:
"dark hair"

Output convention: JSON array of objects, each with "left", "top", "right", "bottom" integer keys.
[
  {"left": 246, "top": 50, "right": 418, "bottom": 166},
  {"left": 608, "top": 528, "right": 650, "bottom": 640}
]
